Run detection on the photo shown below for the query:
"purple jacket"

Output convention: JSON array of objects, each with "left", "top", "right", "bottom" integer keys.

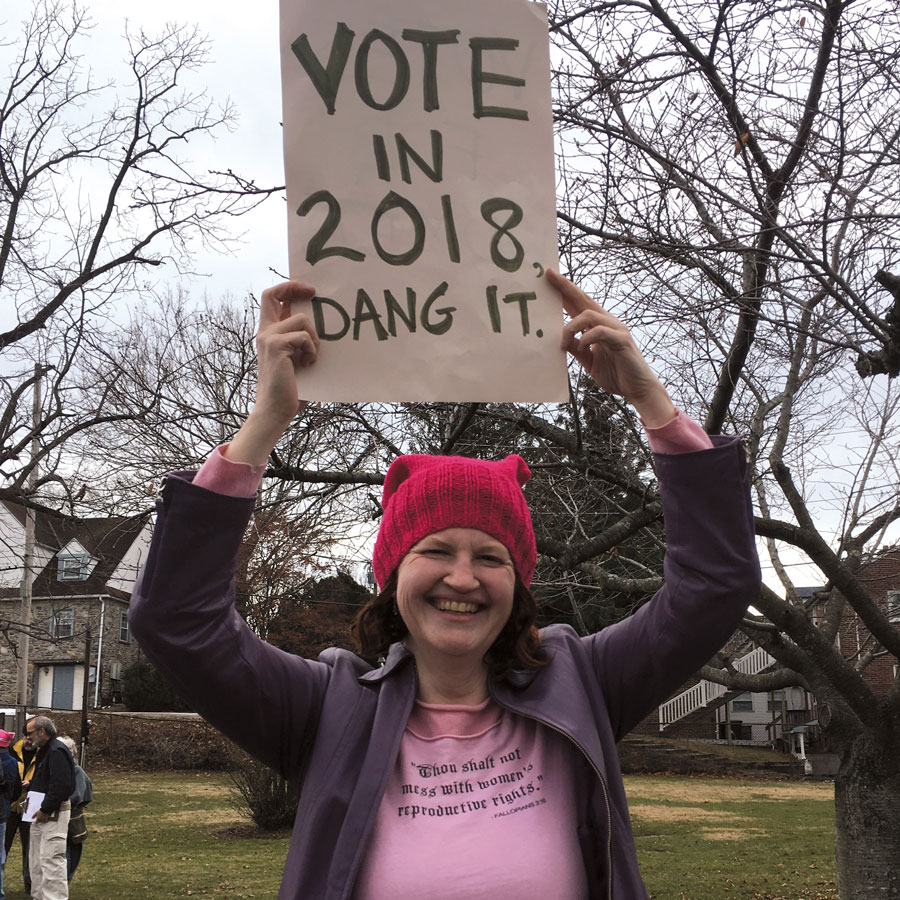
[{"left": 130, "top": 435, "right": 760, "bottom": 900}]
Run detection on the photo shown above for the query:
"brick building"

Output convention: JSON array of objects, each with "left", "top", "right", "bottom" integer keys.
[
  {"left": 826, "top": 547, "right": 900, "bottom": 695},
  {"left": 0, "top": 500, "right": 152, "bottom": 710}
]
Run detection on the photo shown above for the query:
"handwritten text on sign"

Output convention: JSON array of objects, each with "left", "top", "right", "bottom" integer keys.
[{"left": 279, "top": 0, "right": 565, "bottom": 401}]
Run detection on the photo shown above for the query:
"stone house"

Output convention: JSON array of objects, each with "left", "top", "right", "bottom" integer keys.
[{"left": 0, "top": 500, "right": 152, "bottom": 710}]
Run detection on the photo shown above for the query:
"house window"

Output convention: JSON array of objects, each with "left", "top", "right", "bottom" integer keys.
[
  {"left": 50, "top": 608, "right": 75, "bottom": 639},
  {"left": 731, "top": 693, "right": 753, "bottom": 712},
  {"left": 887, "top": 591, "right": 900, "bottom": 624},
  {"left": 119, "top": 612, "right": 132, "bottom": 644},
  {"left": 767, "top": 690, "right": 786, "bottom": 712},
  {"left": 57, "top": 552, "right": 91, "bottom": 581}
]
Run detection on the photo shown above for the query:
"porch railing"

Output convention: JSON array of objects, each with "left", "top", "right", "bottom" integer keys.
[{"left": 658, "top": 646, "right": 775, "bottom": 730}]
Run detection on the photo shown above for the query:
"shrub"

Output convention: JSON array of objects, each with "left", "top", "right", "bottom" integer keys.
[
  {"left": 227, "top": 749, "right": 298, "bottom": 830},
  {"left": 121, "top": 660, "right": 192, "bottom": 712}
]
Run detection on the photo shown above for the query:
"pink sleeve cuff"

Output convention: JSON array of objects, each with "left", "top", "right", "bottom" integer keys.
[
  {"left": 644, "top": 409, "right": 713, "bottom": 454},
  {"left": 193, "top": 444, "right": 266, "bottom": 498}
]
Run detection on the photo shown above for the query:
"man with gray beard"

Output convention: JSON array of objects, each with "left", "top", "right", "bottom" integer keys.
[{"left": 24, "top": 717, "right": 74, "bottom": 900}]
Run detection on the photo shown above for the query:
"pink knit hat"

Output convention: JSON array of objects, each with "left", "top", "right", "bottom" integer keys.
[
  {"left": 0, "top": 730, "right": 14, "bottom": 749},
  {"left": 373, "top": 454, "right": 536, "bottom": 588}
]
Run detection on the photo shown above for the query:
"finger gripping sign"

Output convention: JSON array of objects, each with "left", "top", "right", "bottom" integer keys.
[{"left": 280, "top": 0, "right": 566, "bottom": 402}]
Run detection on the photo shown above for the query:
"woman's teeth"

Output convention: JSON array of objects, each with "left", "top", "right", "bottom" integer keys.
[{"left": 434, "top": 599, "right": 479, "bottom": 614}]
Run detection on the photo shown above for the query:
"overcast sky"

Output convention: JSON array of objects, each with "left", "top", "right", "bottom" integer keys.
[
  {"left": 86, "top": 0, "right": 289, "bottom": 301},
  {"left": 52, "top": 0, "right": 831, "bottom": 586}
]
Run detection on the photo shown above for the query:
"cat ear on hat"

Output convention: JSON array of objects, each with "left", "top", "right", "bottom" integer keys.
[
  {"left": 502, "top": 454, "right": 531, "bottom": 488},
  {"left": 381, "top": 455, "right": 414, "bottom": 506}
]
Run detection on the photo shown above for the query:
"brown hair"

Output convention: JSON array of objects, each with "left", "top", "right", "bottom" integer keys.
[{"left": 353, "top": 573, "right": 550, "bottom": 679}]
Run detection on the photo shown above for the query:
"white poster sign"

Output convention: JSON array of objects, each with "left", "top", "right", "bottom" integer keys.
[
  {"left": 21, "top": 791, "right": 45, "bottom": 823},
  {"left": 279, "top": 0, "right": 566, "bottom": 402}
]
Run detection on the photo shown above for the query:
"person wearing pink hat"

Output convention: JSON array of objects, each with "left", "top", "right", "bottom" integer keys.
[
  {"left": 130, "top": 271, "right": 760, "bottom": 900},
  {"left": 0, "top": 729, "right": 21, "bottom": 900},
  {"left": 5, "top": 721, "right": 36, "bottom": 896}
]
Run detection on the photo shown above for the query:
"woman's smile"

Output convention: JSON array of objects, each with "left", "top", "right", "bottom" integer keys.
[{"left": 431, "top": 598, "right": 481, "bottom": 614}]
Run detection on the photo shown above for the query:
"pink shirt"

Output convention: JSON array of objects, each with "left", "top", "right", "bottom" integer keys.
[{"left": 352, "top": 700, "right": 589, "bottom": 900}]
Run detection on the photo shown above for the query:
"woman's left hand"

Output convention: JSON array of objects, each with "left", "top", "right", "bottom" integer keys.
[{"left": 546, "top": 268, "right": 677, "bottom": 428}]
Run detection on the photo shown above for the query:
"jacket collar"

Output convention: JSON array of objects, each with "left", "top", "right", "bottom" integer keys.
[
  {"left": 358, "top": 640, "right": 414, "bottom": 683},
  {"left": 357, "top": 640, "right": 541, "bottom": 690}
]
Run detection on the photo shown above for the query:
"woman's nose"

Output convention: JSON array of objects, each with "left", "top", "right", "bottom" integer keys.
[{"left": 442, "top": 555, "right": 479, "bottom": 591}]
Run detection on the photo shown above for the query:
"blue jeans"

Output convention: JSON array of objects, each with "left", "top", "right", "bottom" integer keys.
[{"left": 0, "top": 819, "right": 8, "bottom": 900}]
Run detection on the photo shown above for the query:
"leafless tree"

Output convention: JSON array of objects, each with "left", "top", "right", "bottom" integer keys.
[
  {"left": 75, "top": 292, "right": 368, "bottom": 628},
  {"left": 0, "top": 1, "right": 280, "bottom": 512},
  {"left": 547, "top": 0, "right": 900, "bottom": 893}
]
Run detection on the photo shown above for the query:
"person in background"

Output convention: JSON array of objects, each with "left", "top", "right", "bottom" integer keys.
[
  {"left": 0, "top": 730, "right": 21, "bottom": 900},
  {"left": 6, "top": 720, "right": 36, "bottom": 896},
  {"left": 25, "top": 716, "right": 74, "bottom": 900},
  {"left": 57, "top": 737, "right": 91, "bottom": 883}
]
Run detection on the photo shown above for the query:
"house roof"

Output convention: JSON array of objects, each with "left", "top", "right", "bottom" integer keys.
[{"left": 1, "top": 500, "right": 150, "bottom": 600}]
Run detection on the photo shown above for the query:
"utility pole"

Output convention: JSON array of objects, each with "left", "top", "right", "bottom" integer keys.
[{"left": 15, "top": 365, "right": 41, "bottom": 736}]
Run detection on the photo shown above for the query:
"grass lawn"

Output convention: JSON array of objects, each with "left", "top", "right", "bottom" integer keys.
[
  {"left": 3, "top": 772, "right": 288, "bottom": 899},
  {"left": 652, "top": 738, "right": 799, "bottom": 765},
  {"left": 1, "top": 771, "right": 837, "bottom": 899},
  {"left": 628, "top": 776, "right": 838, "bottom": 900}
]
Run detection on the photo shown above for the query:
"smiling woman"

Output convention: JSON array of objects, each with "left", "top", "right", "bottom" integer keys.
[
  {"left": 365, "top": 453, "right": 532, "bottom": 700},
  {"left": 128, "top": 269, "right": 761, "bottom": 900}
]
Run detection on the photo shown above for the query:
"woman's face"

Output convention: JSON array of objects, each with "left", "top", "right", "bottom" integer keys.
[{"left": 395, "top": 528, "right": 516, "bottom": 668}]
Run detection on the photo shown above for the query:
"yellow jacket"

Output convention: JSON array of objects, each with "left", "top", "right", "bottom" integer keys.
[{"left": 10, "top": 738, "right": 36, "bottom": 816}]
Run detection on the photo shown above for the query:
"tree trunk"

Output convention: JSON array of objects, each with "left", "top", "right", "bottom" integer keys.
[{"left": 833, "top": 729, "right": 900, "bottom": 898}]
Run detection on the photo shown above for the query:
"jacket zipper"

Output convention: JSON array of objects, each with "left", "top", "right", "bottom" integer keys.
[{"left": 488, "top": 686, "right": 614, "bottom": 900}]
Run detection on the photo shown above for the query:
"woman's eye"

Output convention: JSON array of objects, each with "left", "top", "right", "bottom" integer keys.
[{"left": 479, "top": 554, "right": 506, "bottom": 565}]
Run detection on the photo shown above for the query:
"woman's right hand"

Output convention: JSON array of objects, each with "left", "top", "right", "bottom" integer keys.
[{"left": 225, "top": 281, "right": 320, "bottom": 466}]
